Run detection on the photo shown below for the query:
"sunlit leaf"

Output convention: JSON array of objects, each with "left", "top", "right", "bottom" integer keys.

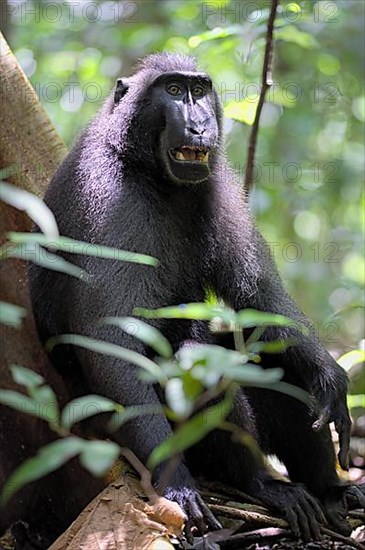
[
  {"left": 342, "top": 253, "right": 365, "bottom": 285},
  {"left": 245, "top": 381, "right": 310, "bottom": 405},
  {"left": 165, "top": 378, "right": 193, "bottom": 418},
  {"left": 0, "top": 390, "right": 39, "bottom": 417},
  {"left": 0, "top": 181, "right": 59, "bottom": 239},
  {"left": 79, "top": 440, "right": 120, "bottom": 476},
  {"left": 224, "top": 364, "right": 283, "bottom": 384},
  {"left": 8, "top": 232, "right": 158, "bottom": 267},
  {"left": 47, "top": 334, "right": 165, "bottom": 382},
  {"left": 108, "top": 404, "right": 164, "bottom": 431},
  {"left": 225, "top": 99, "right": 258, "bottom": 125},
  {"left": 0, "top": 437, "right": 85, "bottom": 503},
  {"left": 28, "top": 385, "right": 60, "bottom": 425},
  {"left": 3, "top": 242, "right": 86, "bottom": 280},
  {"left": 0, "top": 379, "right": 60, "bottom": 426},
  {"left": 235, "top": 310, "right": 307, "bottom": 333},
  {"left": 247, "top": 338, "right": 298, "bottom": 354},
  {"left": 148, "top": 391, "right": 234, "bottom": 468},
  {"left": 0, "top": 302, "right": 27, "bottom": 328},
  {"left": 103, "top": 317, "right": 173, "bottom": 358},
  {"left": 188, "top": 25, "right": 240, "bottom": 48},
  {"left": 10, "top": 365, "right": 44, "bottom": 388},
  {"left": 135, "top": 303, "right": 234, "bottom": 324},
  {"left": 347, "top": 394, "right": 365, "bottom": 408},
  {"left": 61, "top": 394, "right": 123, "bottom": 429},
  {"left": 338, "top": 349, "right": 365, "bottom": 372},
  {"left": 275, "top": 25, "right": 318, "bottom": 48}
]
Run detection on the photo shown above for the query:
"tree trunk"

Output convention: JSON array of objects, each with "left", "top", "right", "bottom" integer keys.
[
  {"left": 0, "top": 32, "right": 67, "bottom": 195},
  {"left": 0, "top": 33, "right": 104, "bottom": 547}
]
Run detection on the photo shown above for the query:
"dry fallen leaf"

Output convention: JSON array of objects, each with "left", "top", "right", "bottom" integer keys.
[{"left": 49, "top": 470, "right": 184, "bottom": 550}]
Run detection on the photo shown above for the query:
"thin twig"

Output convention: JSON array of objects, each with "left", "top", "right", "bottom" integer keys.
[
  {"left": 199, "top": 479, "right": 265, "bottom": 507},
  {"left": 219, "top": 528, "right": 292, "bottom": 548},
  {"left": 320, "top": 526, "right": 365, "bottom": 550},
  {"left": 120, "top": 447, "right": 159, "bottom": 503},
  {"left": 208, "top": 502, "right": 288, "bottom": 528},
  {"left": 244, "top": 0, "right": 279, "bottom": 189}
]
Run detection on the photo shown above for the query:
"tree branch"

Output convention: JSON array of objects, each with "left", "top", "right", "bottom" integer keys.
[{"left": 244, "top": 0, "right": 279, "bottom": 190}]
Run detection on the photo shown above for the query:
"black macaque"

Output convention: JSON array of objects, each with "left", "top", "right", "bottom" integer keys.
[{"left": 29, "top": 53, "right": 365, "bottom": 541}]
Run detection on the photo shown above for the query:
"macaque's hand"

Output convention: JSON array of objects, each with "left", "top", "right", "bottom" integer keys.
[{"left": 312, "top": 365, "right": 351, "bottom": 470}]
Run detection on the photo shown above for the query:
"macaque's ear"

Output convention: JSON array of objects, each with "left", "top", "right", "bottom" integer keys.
[{"left": 114, "top": 78, "right": 129, "bottom": 103}]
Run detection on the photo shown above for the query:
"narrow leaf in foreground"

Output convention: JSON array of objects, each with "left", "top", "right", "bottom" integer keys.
[
  {"left": 1, "top": 437, "right": 85, "bottom": 503},
  {"left": 10, "top": 365, "right": 44, "bottom": 388},
  {"left": 103, "top": 316, "right": 173, "bottom": 358},
  {"left": 0, "top": 302, "right": 27, "bottom": 328},
  {"left": 148, "top": 392, "right": 234, "bottom": 469},
  {"left": 135, "top": 303, "right": 232, "bottom": 322},
  {"left": 48, "top": 334, "right": 165, "bottom": 382},
  {"left": 8, "top": 232, "right": 158, "bottom": 267},
  {"left": 61, "top": 394, "right": 123, "bottom": 430},
  {"left": 79, "top": 440, "right": 120, "bottom": 476},
  {"left": 1, "top": 181, "right": 59, "bottom": 239},
  {"left": 4, "top": 243, "right": 86, "bottom": 280}
]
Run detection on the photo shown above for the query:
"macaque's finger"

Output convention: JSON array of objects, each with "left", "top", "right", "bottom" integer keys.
[{"left": 312, "top": 408, "right": 330, "bottom": 432}]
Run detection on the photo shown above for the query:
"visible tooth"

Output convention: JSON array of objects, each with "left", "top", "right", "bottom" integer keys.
[
  {"left": 203, "top": 152, "right": 209, "bottom": 163},
  {"left": 183, "top": 150, "right": 196, "bottom": 161},
  {"left": 196, "top": 152, "right": 205, "bottom": 161},
  {"left": 176, "top": 151, "right": 184, "bottom": 160}
]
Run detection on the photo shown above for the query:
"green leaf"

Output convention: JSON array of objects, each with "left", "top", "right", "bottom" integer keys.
[
  {"left": 0, "top": 389, "right": 39, "bottom": 416},
  {"left": 247, "top": 338, "right": 298, "bottom": 354},
  {"left": 347, "top": 394, "right": 365, "bottom": 409},
  {"left": 103, "top": 317, "right": 173, "bottom": 358},
  {"left": 1, "top": 437, "right": 85, "bottom": 503},
  {"left": 165, "top": 378, "right": 193, "bottom": 418},
  {"left": 135, "top": 303, "right": 234, "bottom": 323},
  {"left": 0, "top": 182, "right": 59, "bottom": 239},
  {"left": 108, "top": 404, "right": 163, "bottom": 431},
  {"left": 338, "top": 349, "right": 365, "bottom": 372},
  {"left": 179, "top": 344, "right": 247, "bottom": 370},
  {"left": 136, "top": 306, "right": 307, "bottom": 337},
  {"left": 48, "top": 334, "right": 165, "bottom": 382},
  {"left": 225, "top": 99, "right": 258, "bottom": 125},
  {"left": 235, "top": 309, "right": 307, "bottom": 332},
  {"left": 188, "top": 25, "right": 240, "bottom": 48},
  {"left": 61, "top": 394, "right": 123, "bottom": 429},
  {"left": 0, "top": 388, "right": 59, "bottom": 425},
  {"left": 275, "top": 25, "right": 318, "bottom": 49},
  {"left": 0, "top": 302, "right": 27, "bottom": 328},
  {"left": 245, "top": 381, "right": 310, "bottom": 406},
  {"left": 181, "top": 373, "right": 205, "bottom": 401},
  {"left": 8, "top": 233, "right": 158, "bottom": 267},
  {"left": 148, "top": 392, "right": 234, "bottom": 469},
  {"left": 10, "top": 365, "right": 44, "bottom": 388},
  {"left": 224, "top": 364, "right": 283, "bottom": 384},
  {"left": 79, "top": 440, "right": 120, "bottom": 476},
  {"left": 28, "top": 385, "right": 60, "bottom": 425},
  {"left": 177, "top": 344, "right": 283, "bottom": 385},
  {"left": 3, "top": 242, "right": 86, "bottom": 280},
  {"left": 6, "top": 367, "right": 60, "bottom": 426}
]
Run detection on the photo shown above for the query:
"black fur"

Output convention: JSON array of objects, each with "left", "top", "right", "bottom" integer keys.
[{"left": 29, "top": 53, "right": 364, "bottom": 540}]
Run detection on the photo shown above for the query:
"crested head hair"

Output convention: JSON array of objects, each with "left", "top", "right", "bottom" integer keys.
[{"left": 134, "top": 52, "right": 198, "bottom": 75}]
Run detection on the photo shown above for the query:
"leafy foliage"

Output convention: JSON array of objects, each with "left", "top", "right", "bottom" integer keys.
[{"left": 1, "top": 303, "right": 308, "bottom": 502}]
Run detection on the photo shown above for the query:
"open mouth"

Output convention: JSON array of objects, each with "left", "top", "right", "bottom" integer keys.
[{"left": 169, "top": 146, "right": 210, "bottom": 163}]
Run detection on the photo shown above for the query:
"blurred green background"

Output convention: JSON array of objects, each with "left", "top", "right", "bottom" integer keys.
[{"left": 3, "top": 0, "right": 364, "bottom": 353}]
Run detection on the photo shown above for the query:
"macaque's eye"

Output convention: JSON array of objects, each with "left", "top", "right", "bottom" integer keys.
[
  {"left": 166, "top": 83, "right": 183, "bottom": 96},
  {"left": 192, "top": 85, "right": 205, "bottom": 98}
]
